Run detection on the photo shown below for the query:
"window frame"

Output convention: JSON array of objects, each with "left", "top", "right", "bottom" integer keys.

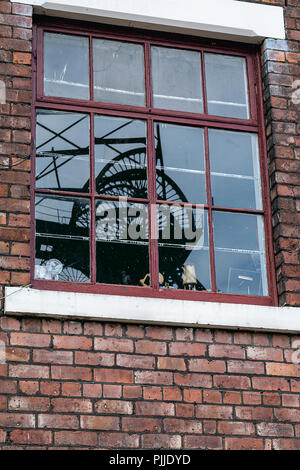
[{"left": 31, "top": 17, "right": 278, "bottom": 307}]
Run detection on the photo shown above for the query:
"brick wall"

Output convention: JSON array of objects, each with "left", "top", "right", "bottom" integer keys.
[{"left": 0, "top": 0, "right": 299, "bottom": 450}]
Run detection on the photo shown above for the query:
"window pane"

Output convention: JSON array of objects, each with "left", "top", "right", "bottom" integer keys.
[
  {"left": 36, "top": 110, "right": 90, "bottom": 193},
  {"left": 94, "top": 115, "right": 147, "bottom": 198},
  {"left": 151, "top": 46, "right": 203, "bottom": 113},
  {"left": 35, "top": 195, "right": 90, "bottom": 282},
  {"left": 158, "top": 207, "right": 210, "bottom": 291},
  {"left": 205, "top": 53, "right": 249, "bottom": 119},
  {"left": 213, "top": 212, "right": 268, "bottom": 296},
  {"left": 96, "top": 200, "right": 149, "bottom": 286},
  {"left": 93, "top": 39, "right": 145, "bottom": 106},
  {"left": 44, "top": 33, "right": 89, "bottom": 100},
  {"left": 209, "top": 130, "right": 262, "bottom": 210},
  {"left": 155, "top": 123, "right": 206, "bottom": 204}
]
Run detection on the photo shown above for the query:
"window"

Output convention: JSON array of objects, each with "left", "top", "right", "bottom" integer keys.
[{"left": 33, "top": 20, "right": 277, "bottom": 306}]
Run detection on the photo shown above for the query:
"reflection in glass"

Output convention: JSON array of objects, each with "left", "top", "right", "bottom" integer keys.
[
  {"left": 94, "top": 115, "right": 147, "bottom": 198},
  {"left": 155, "top": 123, "right": 206, "bottom": 204},
  {"left": 205, "top": 53, "right": 249, "bottom": 119},
  {"left": 158, "top": 207, "right": 210, "bottom": 291},
  {"left": 209, "top": 130, "right": 262, "bottom": 210},
  {"left": 44, "top": 33, "right": 89, "bottom": 100},
  {"left": 35, "top": 195, "right": 90, "bottom": 282},
  {"left": 213, "top": 212, "right": 268, "bottom": 296},
  {"left": 96, "top": 200, "right": 149, "bottom": 286},
  {"left": 93, "top": 39, "right": 145, "bottom": 106},
  {"left": 36, "top": 110, "right": 90, "bottom": 193},
  {"left": 151, "top": 46, "right": 203, "bottom": 113}
]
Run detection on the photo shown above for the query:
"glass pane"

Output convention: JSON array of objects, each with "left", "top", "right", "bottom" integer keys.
[
  {"left": 35, "top": 195, "right": 90, "bottom": 282},
  {"left": 158, "top": 207, "right": 210, "bottom": 291},
  {"left": 205, "top": 53, "right": 249, "bottom": 119},
  {"left": 96, "top": 200, "right": 149, "bottom": 286},
  {"left": 94, "top": 115, "right": 147, "bottom": 198},
  {"left": 155, "top": 123, "right": 206, "bottom": 204},
  {"left": 44, "top": 33, "right": 89, "bottom": 100},
  {"left": 36, "top": 110, "right": 90, "bottom": 193},
  {"left": 213, "top": 212, "right": 268, "bottom": 296},
  {"left": 151, "top": 46, "right": 203, "bottom": 113},
  {"left": 93, "top": 39, "right": 145, "bottom": 106},
  {"left": 209, "top": 130, "right": 262, "bottom": 210}
]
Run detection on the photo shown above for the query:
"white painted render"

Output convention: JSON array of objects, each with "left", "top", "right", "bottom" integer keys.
[
  {"left": 11, "top": 0, "right": 285, "bottom": 43},
  {"left": 5, "top": 287, "right": 300, "bottom": 333}
]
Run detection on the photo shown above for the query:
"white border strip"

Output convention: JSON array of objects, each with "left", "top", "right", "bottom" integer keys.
[
  {"left": 5, "top": 287, "right": 300, "bottom": 333},
  {"left": 11, "top": 0, "right": 285, "bottom": 43}
]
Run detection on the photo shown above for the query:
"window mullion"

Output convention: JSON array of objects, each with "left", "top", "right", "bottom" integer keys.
[
  {"left": 204, "top": 127, "right": 217, "bottom": 293},
  {"left": 90, "top": 112, "right": 96, "bottom": 284},
  {"left": 147, "top": 118, "right": 159, "bottom": 289}
]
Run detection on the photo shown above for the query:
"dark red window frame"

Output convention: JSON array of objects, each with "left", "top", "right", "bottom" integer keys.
[{"left": 31, "top": 16, "right": 278, "bottom": 306}]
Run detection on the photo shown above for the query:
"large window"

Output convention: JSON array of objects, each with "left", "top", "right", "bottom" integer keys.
[{"left": 33, "top": 21, "right": 277, "bottom": 305}]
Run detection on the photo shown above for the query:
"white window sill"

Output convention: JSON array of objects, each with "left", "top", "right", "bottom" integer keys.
[
  {"left": 4, "top": 286, "right": 300, "bottom": 333},
  {"left": 12, "top": 0, "right": 285, "bottom": 44}
]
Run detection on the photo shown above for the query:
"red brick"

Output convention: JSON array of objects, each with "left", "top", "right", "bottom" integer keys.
[
  {"left": 158, "top": 356, "right": 186, "bottom": 370},
  {"left": 214, "top": 375, "right": 251, "bottom": 390},
  {"left": 135, "top": 370, "right": 173, "bottom": 385},
  {"left": 146, "top": 326, "right": 173, "bottom": 340},
  {"left": 80, "top": 415, "right": 119, "bottom": 431},
  {"left": 135, "top": 340, "right": 166, "bottom": 355},
  {"left": 95, "top": 399, "right": 133, "bottom": 415},
  {"left": 224, "top": 391, "right": 242, "bottom": 405},
  {"left": 103, "top": 384, "right": 122, "bottom": 398},
  {"left": 174, "top": 373, "right": 212, "bottom": 388},
  {"left": 40, "top": 381, "right": 60, "bottom": 397},
  {"left": 33, "top": 349, "right": 73, "bottom": 364},
  {"left": 75, "top": 351, "right": 114, "bottom": 366},
  {"left": 209, "top": 344, "right": 245, "bottom": 359},
  {"left": 266, "top": 362, "right": 300, "bottom": 377},
  {"left": 202, "top": 390, "right": 222, "bottom": 404},
  {"left": 8, "top": 396, "right": 50, "bottom": 412},
  {"left": 175, "top": 403, "right": 195, "bottom": 417},
  {"left": 9, "top": 364, "right": 49, "bottom": 379},
  {"left": 104, "top": 323, "right": 123, "bottom": 337},
  {"left": 61, "top": 382, "right": 82, "bottom": 397},
  {"left": 274, "top": 408, "right": 300, "bottom": 422},
  {"left": 227, "top": 360, "right": 265, "bottom": 375},
  {"left": 82, "top": 384, "right": 102, "bottom": 398},
  {"left": 117, "top": 354, "right": 155, "bottom": 369},
  {"left": 95, "top": 368, "right": 133, "bottom": 384},
  {"left": 52, "top": 398, "right": 92, "bottom": 414},
  {"left": 19, "top": 381, "right": 39, "bottom": 395},
  {"left": 163, "top": 387, "right": 182, "bottom": 401},
  {"left": 125, "top": 325, "right": 144, "bottom": 338},
  {"left": 53, "top": 335, "right": 92, "bottom": 350},
  {"left": 0, "top": 379, "right": 17, "bottom": 394},
  {"left": 235, "top": 407, "right": 273, "bottom": 421},
  {"left": 183, "top": 389, "right": 202, "bottom": 403},
  {"left": 246, "top": 346, "right": 283, "bottom": 361},
  {"left": 169, "top": 342, "right": 206, "bottom": 356},
  {"left": 184, "top": 435, "right": 222, "bottom": 450},
  {"left": 143, "top": 386, "right": 162, "bottom": 401},
  {"left": 51, "top": 365, "right": 92, "bottom": 381},
  {"left": 83, "top": 321, "right": 103, "bottom": 336},
  {"left": 122, "top": 417, "right": 161, "bottom": 432},
  {"left": 99, "top": 432, "right": 139, "bottom": 449},
  {"left": 10, "top": 430, "right": 51, "bottom": 446},
  {"left": 252, "top": 376, "right": 290, "bottom": 391},
  {"left": 5, "top": 347, "right": 30, "bottom": 362},
  {"left": 188, "top": 358, "right": 226, "bottom": 373},
  {"left": 123, "top": 385, "right": 142, "bottom": 399},
  {"left": 218, "top": 421, "right": 255, "bottom": 435},
  {"left": 263, "top": 392, "right": 281, "bottom": 406},
  {"left": 54, "top": 431, "right": 97, "bottom": 447},
  {"left": 282, "top": 394, "right": 300, "bottom": 407},
  {"left": 196, "top": 405, "right": 233, "bottom": 420},
  {"left": 194, "top": 329, "right": 213, "bottom": 342},
  {"left": 135, "top": 401, "right": 174, "bottom": 416},
  {"left": 225, "top": 438, "right": 264, "bottom": 450},
  {"left": 142, "top": 434, "right": 181, "bottom": 449},
  {"left": 10, "top": 332, "right": 50, "bottom": 348},
  {"left": 257, "top": 422, "right": 294, "bottom": 437},
  {"left": 164, "top": 418, "right": 202, "bottom": 434},
  {"left": 94, "top": 337, "right": 133, "bottom": 352},
  {"left": 38, "top": 414, "right": 79, "bottom": 429},
  {"left": 0, "top": 412, "right": 35, "bottom": 428}
]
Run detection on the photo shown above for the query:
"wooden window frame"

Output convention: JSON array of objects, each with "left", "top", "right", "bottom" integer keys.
[{"left": 31, "top": 16, "right": 278, "bottom": 306}]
